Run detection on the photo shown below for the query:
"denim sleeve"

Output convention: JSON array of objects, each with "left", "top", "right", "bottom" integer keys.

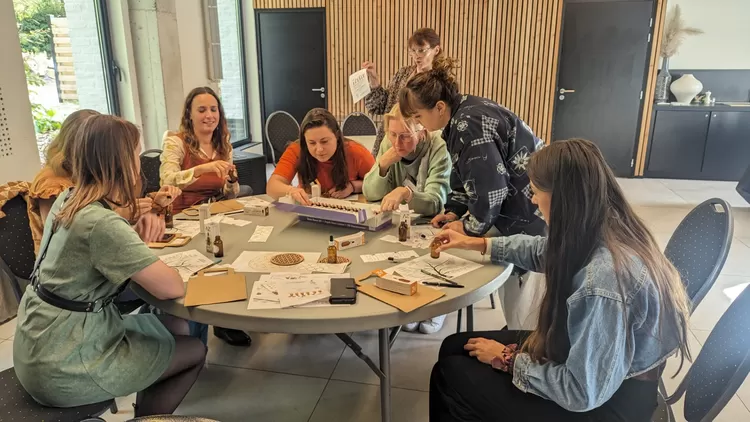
[
  {"left": 489, "top": 235, "right": 546, "bottom": 273},
  {"left": 512, "top": 294, "right": 632, "bottom": 412}
]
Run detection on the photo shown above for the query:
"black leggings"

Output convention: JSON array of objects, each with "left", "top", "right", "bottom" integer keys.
[
  {"left": 135, "top": 315, "right": 207, "bottom": 417},
  {"left": 430, "top": 331, "right": 658, "bottom": 422}
]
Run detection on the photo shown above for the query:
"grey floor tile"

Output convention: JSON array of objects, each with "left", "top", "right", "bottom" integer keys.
[
  {"left": 206, "top": 331, "right": 346, "bottom": 379},
  {"left": 632, "top": 205, "right": 692, "bottom": 236},
  {"left": 691, "top": 276, "right": 750, "bottom": 331},
  {"left": 0, "top": 317, "right": 17, "bottom": 340},
  {"left": 617, "top": 178, "right": 688, "bottom": 206},
  {"left": 671, "top": 188, "right": 749, "bottom": 209},
  {"left": 308, "top": 380, "right": 428, "bottom": 422},
  {"left": 719, "top": 240, "right": 750, "bottom": 277},
  {"left": 175, "top": 364, "right": 327, "bottom": 422},
  {"left": 331, "top": 297, "right": 506, "bottom": 391},
  {"left": 690, "top": 329, "right": 711, "bottom": 345},
  {"left": 0, "top": 340, "right": 12, "bottom": 371},
  {"left": 101, "top": 393, "right": 137, "bottom": 422}
]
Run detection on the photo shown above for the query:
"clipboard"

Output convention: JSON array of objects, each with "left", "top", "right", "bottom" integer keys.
[
  {"left": 182, "top": 199, "right": 244, "bottom": 217},
  {"left": 148, "top": 235, "right": 192, "bottom": 249},
  {"left": 355, "top": 270, "right": 445, "bottom": 313},
  {"left": 184, "top": 268, "right": 248, "bottom": 307}
]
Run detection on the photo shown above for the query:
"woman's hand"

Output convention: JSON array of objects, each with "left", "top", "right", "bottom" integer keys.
[
  {"left": 362, "top": 61, "right": 381, "bottom": 89},
  {"left": 136, "top": 198, "right": 153, "bottom": 217},
  {"left": 380, "top": 187, "right": 410, "bottom": 211},
  {"left": 196, "top": 161, "right": 234, "bottom": 179},
  {"left": 433, "top": 229, "right": 486, "bottom": 253},
  {"left": 288, "top": 186, "right": 312, "bottom": 205},
  {"left": 431, "top": 212, "right": 459, "bottom": 228},
  {"left": 153, "top": 186, "right": 182, "bottom": 207},
  {"left": 442, "top": 220, "right": 466, "bottom": 235},
  {"left": 329, "top": 182, "right": 355, "bottom": 199},
  {"left": 134, "top": 212, "right": 166, "bottom": 243},
  {"left": 379, "top": 148, "right": 402, "bottom": 172},
  {"left": 464, "top": 338, "right": 507, "bottom": 365}
]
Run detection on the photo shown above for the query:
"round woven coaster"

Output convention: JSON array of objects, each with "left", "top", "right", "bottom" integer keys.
[
  {"left": 317, "top": 256, "right": 351, "bottom": 264},
  {"left": 270, "top": 253, "right": 305, "bottom": 266}
]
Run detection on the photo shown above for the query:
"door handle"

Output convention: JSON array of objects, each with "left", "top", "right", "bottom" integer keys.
[
  {"left": 559, "top": 88, "right": 576, "bottom": 94},
  {"left": 312, "top": 87, "right": 325, "bottom": 93}
]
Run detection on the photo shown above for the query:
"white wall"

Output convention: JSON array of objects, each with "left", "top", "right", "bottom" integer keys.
[
  {"left": 0, "top": 0, "right": 42, "bottom": 183},
  {"left": 667, "top": 0, "right": 750, "bottom": 69},
  {"left": 175, "top": 1, "right": 219, "bottom": 97}
]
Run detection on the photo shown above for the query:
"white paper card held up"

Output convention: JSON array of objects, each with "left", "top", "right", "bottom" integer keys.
[{"left": 349, "top": 69, "right": 372, "bottom": 103}]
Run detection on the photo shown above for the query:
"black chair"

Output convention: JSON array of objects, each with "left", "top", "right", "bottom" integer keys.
[
  {"left": 0, "top": 195, "right": 36, "bottom": 301},
  {"left": 665, "top": 198, "right": 733, "bottom": 311},
  {"left": 0, "top": 368, "right": 118, "bottom": 421},
  {"left": 736, "top": 165, "right": 750, "bottom": 204},
  {"left": 265, "top": 111, "right": 299, "bottom": 165},
  {"left": 233, "top": 149, "right": 267, "bottom": 195},
  {"left": 126, "top": 416, "right": 219, "bottom": 421},
  {"left": 341, "top": 112, "right": 377, "bottom": 137},
  {"left": 652, "top": 284, "right": 750, "bottom": 421},
  {"left": 140, "top": 149, "right": 163, "bottom": 195}
]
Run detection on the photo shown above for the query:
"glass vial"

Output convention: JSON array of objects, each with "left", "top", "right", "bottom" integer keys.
[
  {"left": 164, "top": 195, "right": 173, "bottom": 229},
  {"left": 327, "top": 235, "right": 338, "bottom": 263},
  {"left": 430, "top": 238, "right": 441, "bottom": 259},
  {"left": 213, "top": 235, "right": 224, "bottom": 258}
]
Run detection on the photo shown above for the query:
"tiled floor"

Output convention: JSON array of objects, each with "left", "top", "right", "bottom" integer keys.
[{"left": 1, "top": 178, "right": 749, "bottom": 421}]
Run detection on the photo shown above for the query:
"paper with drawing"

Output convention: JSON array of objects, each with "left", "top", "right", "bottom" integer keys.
[
  {"left": 247, "top": 273, "right": 348, "bottom": 309},
  {"left": 385, "top": 253, "right": 482, "bottom": 284},
  {"left": 159, "top": 249, "right": 215, "bottom": 282},
  {"left": 230, "top": 251, "right": 347, "bottom": 274},
  {"left": 349, "top": 69, "right": 372, "bottom": 103}
]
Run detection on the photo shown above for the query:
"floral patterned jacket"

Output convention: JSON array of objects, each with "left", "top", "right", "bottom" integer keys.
[{"left": 442, "top": 95, "right": 545, "bottom": 237}]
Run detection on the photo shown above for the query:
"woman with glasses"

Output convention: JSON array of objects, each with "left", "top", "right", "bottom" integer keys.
[
  {"left": 363, "top": 104, "right": 452, "bottom": 334},
  {"left": 362, "top": 28, "right": 442, "bottom": 156}
]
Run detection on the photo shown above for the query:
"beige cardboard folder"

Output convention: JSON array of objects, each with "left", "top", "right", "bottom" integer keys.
[
  {"left": 355, "top": 271, "right": 445, "bottom": 313},
  {"left": 184, "top": 268, "right": 248, "bottom": 307},
  {"left": 148, "top": 235, "right": 191, "bottom": 249},
  {"left": 183, "top": 199, "right": 244, "bottom": 217}
]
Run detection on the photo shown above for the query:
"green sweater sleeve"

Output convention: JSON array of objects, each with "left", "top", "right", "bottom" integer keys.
[
  {"left": 362, "top": 138, "right": 396, "bottom": 201},
  {"left": 408, "top": 136, "right": 451, "bottom": 217}
]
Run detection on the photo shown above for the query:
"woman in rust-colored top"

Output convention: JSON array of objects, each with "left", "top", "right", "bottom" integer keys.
[{"left": 362, "top": 28, "right": 443, "bottom": 156}]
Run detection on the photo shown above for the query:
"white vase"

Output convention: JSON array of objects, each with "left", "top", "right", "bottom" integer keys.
[{"left": 670, "top": 74, "right": 703, "bottom": 104}]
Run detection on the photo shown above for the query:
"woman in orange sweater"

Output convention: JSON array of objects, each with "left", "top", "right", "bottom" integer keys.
[{"left": 267, "top": 108, "right": 375, "bottom": 203}]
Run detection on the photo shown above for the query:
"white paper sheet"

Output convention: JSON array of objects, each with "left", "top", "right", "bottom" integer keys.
[
  {"left": 167, "top": 220, "right": 201, "bottom": 238},
  {"left": 308, "top": 262, "right": 350, "bottom": 274},
  {"left": 247, "top": 273, "right": 350, "bottom": 309},
  {"left": 159, "top": 249, "right": 216, "bottom": 282},
  {"left": 349, "top": 68, "right": 372, "bottom": 103},
  {"left": 248, "top": 226, "right": 274, "bottom": 242},
  {"left": 206, "top": 215, "right": 252, "bottom": 227},
  {"left": 236, "top": 197, "right": 274, "bottom": 208},
  {"left": 379, "top": 230, "right": 435, "bottom": 249},
  {"left": 385, "top": 253, "right": 482, "bottom": 284},
  {"left": 230, "top": 251, "right": 322, "bottom": 273},
  {"left": 360, "top": 249, "right": 419, "bottom": 263}
]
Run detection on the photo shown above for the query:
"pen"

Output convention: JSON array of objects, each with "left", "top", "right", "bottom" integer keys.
[
  {"left": 421, "top": 269, "right": 459, "bottom": 285},
  {"left": 423, "top": 282, "right": 464, "bottom": 288},
  {"left": 192, "top": 259, "right": 222, "bottom": 276}
]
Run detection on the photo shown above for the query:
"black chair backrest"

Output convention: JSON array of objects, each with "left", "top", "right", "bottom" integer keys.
[
  {"left": 265, "top": 111, "right": 299, "bottom": 164},
  {"left": 140, "top": 149, "right": 162, "bottom": 195},
  {"left": 0, "top": 195, "right": 36, "bottom": 280},
  {"left": 341, "top": 112, "right": 377, "bottom": 137},
  {"left": 683, "top": 284, "right": 750, "bottom": 421},
  {"left": 664, "top": 198, "right": 733, "bottom": 312}
]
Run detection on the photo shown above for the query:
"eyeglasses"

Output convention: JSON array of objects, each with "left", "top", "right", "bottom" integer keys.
[
  {"left": 408, "top": 46, "right": 433, "bottom": 57},
  {"left": 391, "top": 132, "right": 417, "bottom": 143}
]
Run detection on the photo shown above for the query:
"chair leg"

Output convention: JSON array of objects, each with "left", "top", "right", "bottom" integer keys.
[
  {"left": 456, "top": 309, "right": 463, "bottom": 333},
  {"left": 110, "top": 400, "right": 118, "bottom": 414},
  {"left": 489, "top": 292, "right": 496, "bottom": 309}
]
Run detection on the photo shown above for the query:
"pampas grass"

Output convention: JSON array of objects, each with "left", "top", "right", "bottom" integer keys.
[{"left": 661, "top": 4, "right": 704, "bottom": 58}]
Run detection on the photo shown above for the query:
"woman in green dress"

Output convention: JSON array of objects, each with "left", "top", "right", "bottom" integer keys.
[{"left": 13, "top": 114, "right": 206, "bottom": 416}]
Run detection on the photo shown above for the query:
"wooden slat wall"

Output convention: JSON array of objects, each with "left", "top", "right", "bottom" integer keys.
[
  {"left": 634, "top": 0, "right": 667, "bottom": 176},
  {"left": 255, "top": 0, "right": 564, "bottom": 142}
]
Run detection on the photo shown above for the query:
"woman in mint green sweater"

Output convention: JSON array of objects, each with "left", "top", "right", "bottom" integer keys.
[
  {"left": 363, "top": 104, "right": 451, "bottom": 217},
  {"left": 364, "top": 104, "right": 452, "bottom": 334}
]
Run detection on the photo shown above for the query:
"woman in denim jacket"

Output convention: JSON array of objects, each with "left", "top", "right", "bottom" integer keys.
[{"left": 430, "top": 139, "right": 692, "bottom": 421}]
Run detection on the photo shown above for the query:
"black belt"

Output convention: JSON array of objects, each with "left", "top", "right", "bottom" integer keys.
[{"left": 33, "top": 281, "right": 127, "bottom": 313}]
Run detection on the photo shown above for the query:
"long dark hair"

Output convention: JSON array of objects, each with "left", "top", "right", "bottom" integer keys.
[
  {"left": 56, "top": 115, "right": 141, "bottom": 228},
  {"left": 297, "top": 108, "right": 349, "bottom": 190},
  {"left": 399, "top": 56, "right": 461, "bottom": 118},
  {"left": 525, "top": 139, "right": 691, "bottom": 370},
  {"left": 179, "top": 86, "right": 231, "bottom": 160}
]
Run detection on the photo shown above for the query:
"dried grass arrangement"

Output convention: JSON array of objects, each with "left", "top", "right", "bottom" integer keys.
[{"left": 661, "top": 4, "right": 704, "bottom": 58}]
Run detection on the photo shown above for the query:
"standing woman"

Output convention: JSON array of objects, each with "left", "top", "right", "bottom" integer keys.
[
  {"left": 400, "top": 57, "right": 547, "bottom": 330},
  {"left": 429, "top": 139, "right": 692, "bottom": 421},
  {"left": 14, "top": 115, "right": 206, "bottom": 417},
  {"left": 161, "top": 86, "right": 253, "bottom": 346},
  {"left": 267, "top": 108, "right": 375, "bottom": 203},
  {"left": 160, "top": 86, "right": 251, "bottom": 215},
  {"left": 362, "top": 28, "right": 442, "bottom": 156}
]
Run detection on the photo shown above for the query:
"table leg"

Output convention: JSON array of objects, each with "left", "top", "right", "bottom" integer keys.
[
  {"left": 456, "top": 308, "right": 463, "bottom": 333},
  {"left": 379, "top": 328, "right": 392, "bottom": 422},
  {"left": 467, "top": 304, "right": 474, "bottom": 332}
]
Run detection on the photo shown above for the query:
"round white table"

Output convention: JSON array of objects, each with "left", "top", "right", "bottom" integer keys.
[{"left": 134, "top": 196, "right": 511, "bottom": 422}]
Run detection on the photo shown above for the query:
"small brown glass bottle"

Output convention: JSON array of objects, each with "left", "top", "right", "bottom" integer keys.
[
  {"left": 164, "top": 195, "right": 173, "bottom": 229},
  {"left": 327, "top": 235, "right": 338, "bottom": 263},
  {"left": 430, "top": 238, "right": 442, "bottom": 259},
  {"left": 213, "top": 235, "right": 224, "bottom": 258}
]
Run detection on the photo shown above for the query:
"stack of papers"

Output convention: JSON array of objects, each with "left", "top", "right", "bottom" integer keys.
[
  {"left": 386, "top": 253, "right": 483, "bottom": 285},
  {"left": 247, "top": 273, "right": 347, "bottom": 309},
  {"left": 167, "top": 220, "right": 201, "bottom": 238},
  {"left": 248, "top": 226, "right": 273, "bottom": 242},
  {"left": 380, "top": 226, "right": 438, "bottom": 249},
  {"left": 159, "top": 249, "right": 216, "bottom": 282},
  {"left": 206, "top": 215, "right": 252, "bottom": 227},
  {"left": 360, "top": 250, "right": 419, "bottom": 263},
  {"left": 236, "top": 197, "right": 274, "bottom": 207}
]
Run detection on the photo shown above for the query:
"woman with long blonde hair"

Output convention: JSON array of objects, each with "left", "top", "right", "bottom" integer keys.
[
  {"left": 14, "top": 115, "right": 205, "bottom": 416},
  {"left": 429, "top": 139, "right": 691, "bottom": 421}
]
